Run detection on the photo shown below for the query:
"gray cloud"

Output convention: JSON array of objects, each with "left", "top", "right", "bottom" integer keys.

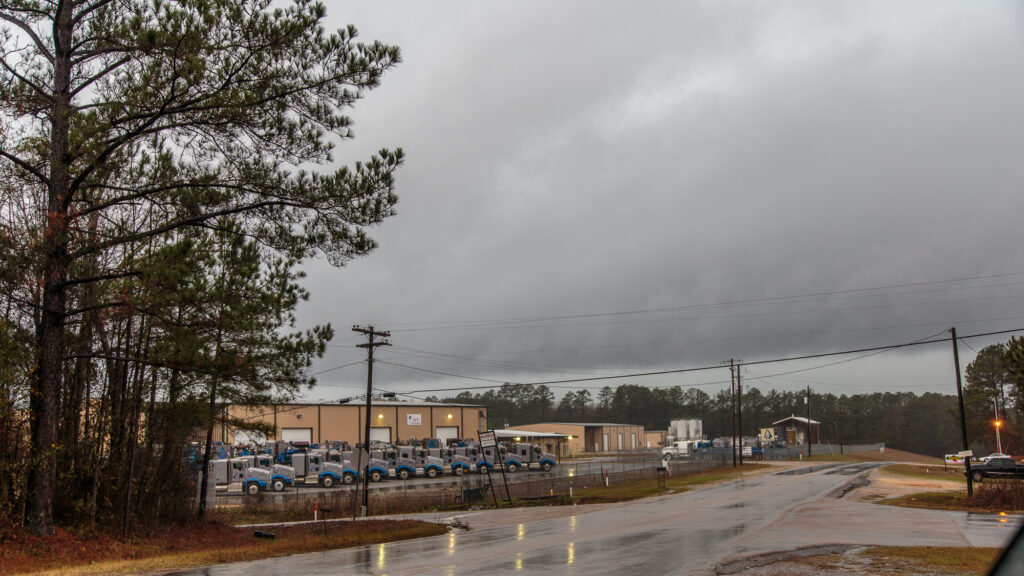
[{"left": 292, "top": 1, "right": 1024, "bottom": 400}]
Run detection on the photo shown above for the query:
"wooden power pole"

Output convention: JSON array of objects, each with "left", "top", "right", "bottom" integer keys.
[{"left": 353, "top": 325, "right": 390, "bottom": 517}]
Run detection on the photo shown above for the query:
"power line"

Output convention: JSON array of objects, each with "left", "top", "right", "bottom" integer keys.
[
  {"left": 386, "top": 271, "right": 1024, "bottom": 333},
  {"left": 402, "top": 326, "right": 1024, "bottom": 394},
  {"left": 312, "top": 360, "right": 365, "bottom": 376}
]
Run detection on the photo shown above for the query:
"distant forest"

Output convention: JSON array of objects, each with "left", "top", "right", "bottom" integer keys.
[{"left": 428, "top": 342, "right": 1024, "bottom": 458}]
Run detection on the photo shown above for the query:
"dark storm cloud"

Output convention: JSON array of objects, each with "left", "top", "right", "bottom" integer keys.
[{"left": 294, "top": 1, "right": 1024, "bottom": 399}]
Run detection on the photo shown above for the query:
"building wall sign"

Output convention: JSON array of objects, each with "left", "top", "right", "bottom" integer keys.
[{"left": 407, "top": 413, "right": 422, "bottom": 426}]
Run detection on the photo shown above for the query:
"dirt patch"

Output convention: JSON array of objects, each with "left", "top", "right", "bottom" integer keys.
[
  {"left": 850, "top": 467, "right": 962, "bottom": 503},
  {"left": 815, "top": 448, "right": 944, "bottom": 465}
]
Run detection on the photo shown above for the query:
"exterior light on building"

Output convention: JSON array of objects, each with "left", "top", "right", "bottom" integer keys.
[
  {"left": 447, "top": 413, "right": 453, "bottom": 419},
  {"left": 377, "top": 413, "right": 384, "bottom": 420}
]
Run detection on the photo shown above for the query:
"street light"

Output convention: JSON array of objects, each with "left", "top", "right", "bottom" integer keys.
[{"left": 995, "top": 420, "right": 1003, "bottom": 455}]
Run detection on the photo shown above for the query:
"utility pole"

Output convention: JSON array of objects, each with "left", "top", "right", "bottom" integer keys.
[
  {"left": 737, "top": 364, "right": 743, "bottom": 465},
  {"left": 730, "top": 359, "right": 737, "bottom": 467},
  {"left": 354, "top": 325, "right": 390, "bottom": 517},
  {"left": 806, "top": 386, "right": 811, "bottom": 458},
  {"left": 952, "top": 327, "right": 973, "bottom": 497}
]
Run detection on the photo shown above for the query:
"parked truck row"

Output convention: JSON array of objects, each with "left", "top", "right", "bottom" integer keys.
[{"left": 205, "top": 438, "right": 557, "bottom": 495}]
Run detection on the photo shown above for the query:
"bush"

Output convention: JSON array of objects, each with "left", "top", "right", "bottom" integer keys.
[{"left": 972, "top": 480, "right": 1024, "bottom": 510}]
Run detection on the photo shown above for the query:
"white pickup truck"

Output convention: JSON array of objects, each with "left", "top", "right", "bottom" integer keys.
[{"left": 661, "top": 440, "right": 697, "bottom": 460}]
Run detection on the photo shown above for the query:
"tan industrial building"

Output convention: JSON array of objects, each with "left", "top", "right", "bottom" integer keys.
[
  {"left": 645, "top": 430, "right": 667, "bottom": 449},
  {"left": 217, "top": 401, "right": 487, "bottom": 447},
  {"left": 508, "top": 422, "right": 647, "bottom": 456}
]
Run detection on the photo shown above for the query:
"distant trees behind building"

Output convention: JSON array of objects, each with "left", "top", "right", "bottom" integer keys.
[{"left": 432, "top": 337, "right": 1024, "bottom": 458}]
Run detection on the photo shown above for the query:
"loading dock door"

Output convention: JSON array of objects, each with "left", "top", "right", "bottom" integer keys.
[
  {"left": 281, "top": 428, "right": 312, "bottom": 444},
  {"left": 436, "top": 426, "right": 459, "bottom": 446},
  {"left": 370, "top": 427, "right": 392, "bottom": 444}
]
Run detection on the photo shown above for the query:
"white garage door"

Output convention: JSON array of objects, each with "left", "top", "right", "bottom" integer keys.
[
  {"left": 370, "top": 427, "right": 391, "bottom": 444},
  {"left": 436, "top": 426, "right": 459, "bottom": 446},
  {"left": 281, "top": 428, "right": 312, "bottom": 443}
]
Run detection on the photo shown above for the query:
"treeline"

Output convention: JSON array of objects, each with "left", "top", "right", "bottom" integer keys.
[
  {"left": 0, "top": 3, "right": 401, "bottom": 536},
  {"left": 432, "top": 341, "right": 1024, "bottom": 458}
]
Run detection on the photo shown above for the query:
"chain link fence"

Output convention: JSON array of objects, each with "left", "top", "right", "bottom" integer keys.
[{"left": 222, "top": 451, "right": 733, "bottom": 517}]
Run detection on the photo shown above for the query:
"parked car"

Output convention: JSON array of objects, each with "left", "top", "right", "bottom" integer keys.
[
  {"left": 976, "top": 453, "right": 1010, "bottom": 463},
  {"left": 966, "top": 457, "right": 1024, "bottom": 482}
]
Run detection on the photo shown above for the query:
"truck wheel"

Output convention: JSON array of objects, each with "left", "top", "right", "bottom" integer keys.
[
  {"left": 272, "top": 479, "right": 286, "bottom": 492},
  {"left": 246, "top": 482, "right": 260, "bottom": 496},
  {"left": 398, "top": 469, "right": 410, "bottom": 480},
  {"left": 343, "top": 472, "right": 355, "bottom": 485},
  {"left": 427, "top": 467, "right": 438, "bottom": 479},
  {"left": 479, "top": 465, "right": 489, "bottom": 475},
  {"left": 541, "top": 462, "right": 552, "bottom": 472},
  {"left": 662, "top": 453, "right": 673, "bottom": 461},
  {"left": 321, "top": 475, "right": 335, "bottom": 488},
  {"left": 454, "top": 467, "right": 464, "bottom": 476},
  {"left": 972, "top": 471, "right": 984, "bottom": 482},
  {"left": 506, "top": 463, "right": 517, "bottom": 473},
  {"left": 370, "top": 470, "right": 383, "bottom": 482}
]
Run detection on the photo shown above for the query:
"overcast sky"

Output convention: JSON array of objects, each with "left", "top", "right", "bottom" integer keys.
[{"left": 291, "top": 1, "right": 1024, "bottom": 403}]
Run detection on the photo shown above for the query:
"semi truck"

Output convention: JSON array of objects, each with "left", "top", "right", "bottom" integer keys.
[
  {"left": 436, "top": 447, "right": 474, "bottom": 475},
  {"left": 291, "top": 452, "right": 358, "bottom": 487},
  {"left": 208, "top": 458, "right": 249, "bottom": 485},
  {"left": 244, "top": 463, "right": 296, "bottom": 494},
  {"left": 661, "top": 440, "right": 700, "bottom": 460},
  {"left": 394, "top": 446, "right": 444, "bottom": 479},
  {"left": 504, "top": 443, "right": 556, "bottom": 472}
]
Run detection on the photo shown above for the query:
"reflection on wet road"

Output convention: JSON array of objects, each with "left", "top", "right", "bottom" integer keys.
[{"left": 167, "top": 462, "right": 1020, "bottom": 576}]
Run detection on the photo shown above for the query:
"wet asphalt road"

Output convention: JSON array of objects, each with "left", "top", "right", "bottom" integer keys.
[{"left": 171, "top": 462, "right": 1021, "bottom": 576}]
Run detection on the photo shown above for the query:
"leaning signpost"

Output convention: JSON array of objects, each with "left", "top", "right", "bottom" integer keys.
[{"left": 478, "top": 430, "right": 512, "bottom": 506}]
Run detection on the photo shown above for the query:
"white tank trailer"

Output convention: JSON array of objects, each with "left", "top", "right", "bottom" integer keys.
[{"left": 666, "top": 418, "right": 703, "bottom": 444}]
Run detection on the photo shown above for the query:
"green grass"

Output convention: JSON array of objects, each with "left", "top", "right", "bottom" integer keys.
[{"left": 881, "top": 463, "right": 966, "bottom": 483}]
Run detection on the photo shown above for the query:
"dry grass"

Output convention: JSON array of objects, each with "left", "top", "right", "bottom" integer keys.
[
  {"left": 861, "top": 546, "right": 1001, "bottom": 575},
  {"left": 509, "top": 463, "right": 771, "bottom": 506},
  {"left": 0, "top": 519, "right": 446, "bottom": 576},
  {"left": 779, "top": 546, "right": 1000, "bottom": 575},
  {"left": 881, "top": 463, "right": 967, "bottom": 483},
  {"left": 882, "top": 488, "right": 1024, "bottom": 514},
  {"left": 808, "top": 448, "right": 944, "bottom": 465}
]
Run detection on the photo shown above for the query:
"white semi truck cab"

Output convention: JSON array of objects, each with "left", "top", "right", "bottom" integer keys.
[{"left": 661, "top": 440, "right": 698, "bottom": 460}]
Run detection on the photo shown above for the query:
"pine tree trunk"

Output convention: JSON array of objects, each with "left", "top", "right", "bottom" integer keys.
[{"left": 28, "top": 1, "right": 74, "bottom": 537}]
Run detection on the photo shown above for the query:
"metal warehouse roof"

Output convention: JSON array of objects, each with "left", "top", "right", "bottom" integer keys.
[
  {"left": 532, "top": 422, "right": 642, "bottom": 427},
  {"left": 231, "top": 400, "right": 484, "bottom": 408},
  {"left": 494, "top": 429, "right": 569, "bottom": 439},
  {"left": 772, "top": 416, "right": 821, "bottom": 425}
]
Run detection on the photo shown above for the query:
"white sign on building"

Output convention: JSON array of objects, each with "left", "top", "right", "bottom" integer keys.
[{"left": 407, "top": 413, "right": 422, "bottom": 426}]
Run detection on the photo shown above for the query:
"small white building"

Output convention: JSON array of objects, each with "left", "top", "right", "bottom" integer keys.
[{"left": 772, "top": 415, "right": 821, "bottom": 446}]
